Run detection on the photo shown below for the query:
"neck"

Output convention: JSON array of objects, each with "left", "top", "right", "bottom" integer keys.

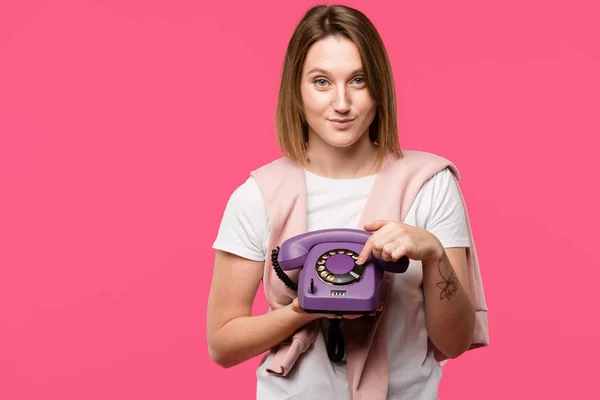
[{"left": 304, "top": 132, "right": 380, "bottom": 179}]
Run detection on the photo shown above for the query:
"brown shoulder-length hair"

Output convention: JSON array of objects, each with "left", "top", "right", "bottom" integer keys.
[{"left": 275, "top": 4, "right": 402, "bottom": 169}]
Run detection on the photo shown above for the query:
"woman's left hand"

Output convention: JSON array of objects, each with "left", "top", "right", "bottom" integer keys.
[{"left": 356, "top": 220, "right": 445, "bottom": 265}]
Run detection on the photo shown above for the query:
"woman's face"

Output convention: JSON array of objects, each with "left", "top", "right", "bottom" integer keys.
[{"left": 300, "top": 35, "right": 377, "bottom": 149}]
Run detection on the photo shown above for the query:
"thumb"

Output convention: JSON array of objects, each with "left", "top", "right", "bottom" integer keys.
[
  {"left": 364, "top": 219, "right": 388, "bottom": 231},
  {"left": 290, "top": 297, "right": 302, "bottom": 314}
]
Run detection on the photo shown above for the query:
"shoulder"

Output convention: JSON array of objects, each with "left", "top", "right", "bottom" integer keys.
[
  {"left": 413, "top": 167, "right": 459, "bottom": 204},
  {"left": 220, "top": 176, "right": 269, "bottom": 234},
  {"left": 428, "top": 167, "right": 458, "bottom": 187},
  {"left": 226, "top": 176, "right": 265, "bottom": 209},
  {"left": 249, "top": 156, "right": 305, "bottom": 203},
  {"left": 404, "top": 166, "right": 469, "bottom": 244},
  {"left": 250, "top": 156, "right": 299, "bottom": 181},
  {"left": 387, "top": 150, "right": 461, "bottom": 182}
]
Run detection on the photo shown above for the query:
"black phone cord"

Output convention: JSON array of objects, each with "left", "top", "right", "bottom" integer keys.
[{"left": 271, "top": 247, "right": 297, "bottom": 292}]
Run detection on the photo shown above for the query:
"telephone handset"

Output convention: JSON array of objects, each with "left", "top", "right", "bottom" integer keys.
[{"left": 272, "top": 228, "right": 409, "bottom": 314}]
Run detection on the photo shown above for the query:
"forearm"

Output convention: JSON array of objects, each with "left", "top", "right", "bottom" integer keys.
[
  {"left": 209, "top": 304, "right": 315, "bottom": 368},
  {"left": 422, "top": 251, "right": 475, "bottom": 358}
]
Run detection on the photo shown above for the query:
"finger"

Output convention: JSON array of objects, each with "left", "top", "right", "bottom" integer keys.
[
  {"left": 357, "top": 234, "right": 376, "bottom": 265},
  {"left": 358, "top": 221, "right": 396, "bottom": 263},
  {"left": 368, "top": 234, "right": 386, "bottom": 261},
  {"left": 363, "top": 219, "right": 389, "bottom": 232},
  {"left": 391, "top": 245, "right": 408, "bottom": 262},
  {"left": 290, "top": 298, "right": 302, "bottom": 314},
  {"left": 323, "top": 313, "right": 363, "bottom": 320},
  {"left": 343, "top": 314, "right": 364, "bottom": 320},
  {"left": 381, "top": 241, "right": 397, "bottom": 262},
  {"left": 369, "top": 307, "right": 383, "bottom": 316},
  {"left": 372, "top": 232, "right": 400, "bottom": 261}
]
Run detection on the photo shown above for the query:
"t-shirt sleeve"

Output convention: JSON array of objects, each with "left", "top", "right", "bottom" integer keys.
[
  {"left": 212, "top": 177, "right": 269, "bottom": 261},
  {"left": 423, "top": 168, "right": 470, "bottom": 248}
]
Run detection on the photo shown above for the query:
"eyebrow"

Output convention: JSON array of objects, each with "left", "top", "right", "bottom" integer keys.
[{"left": 306, "top": 67, "right": 364, "bottom": 76}]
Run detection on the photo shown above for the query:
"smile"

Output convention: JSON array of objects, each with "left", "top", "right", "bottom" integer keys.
[{"left": 328, "top": 118, "right": 355, "bottom": 130}]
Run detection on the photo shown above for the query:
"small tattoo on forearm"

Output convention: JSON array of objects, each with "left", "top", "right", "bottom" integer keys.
[{"left": 436, "top": 261, "right": 458, "bottom": 300}]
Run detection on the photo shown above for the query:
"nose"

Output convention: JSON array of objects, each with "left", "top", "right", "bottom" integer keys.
[{"left": 332, "top": 86, "right": 351, "bottom": 114}]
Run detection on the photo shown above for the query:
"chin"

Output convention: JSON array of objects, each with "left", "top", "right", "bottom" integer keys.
[
  {"left": 323, "top": 136, "right": 360, "bottom": 148},
  {"left": 309, "top": 124, "right": 365, "bottom": 149},
  {"left": 328, "top": 131, "right": 364, "bottom": 147}
]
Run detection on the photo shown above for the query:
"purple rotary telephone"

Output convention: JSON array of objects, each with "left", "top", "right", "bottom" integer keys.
[{"left": 272, "top": 228, "right": 410, "bottom": 314}]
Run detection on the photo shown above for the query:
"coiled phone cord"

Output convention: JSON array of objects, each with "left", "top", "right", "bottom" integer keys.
[
  {"left": 271, "top": 247, "right": 345, "bottom": 363},
  {"left": 271, "top": 247, "right": 297, "bottom": 291}
]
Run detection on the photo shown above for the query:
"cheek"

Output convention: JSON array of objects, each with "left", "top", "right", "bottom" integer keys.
[
  {"left": 302, "top": 88, "right": 329, "bottom": 115},
  {"left": 354, "top": 93, "right": 377, "bottom": 117}
]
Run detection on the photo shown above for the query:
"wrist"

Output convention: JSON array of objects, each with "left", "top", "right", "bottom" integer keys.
[
  {"left": 421, "top": 244, "right": 446, "bottom": 274},
  {"left": 426, "top": 235, "right": 446, "bottom": 264}
]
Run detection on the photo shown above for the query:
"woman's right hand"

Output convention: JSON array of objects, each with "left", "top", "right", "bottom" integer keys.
[{"left": 290, "top": 297, "right": 384, "bottom": 321}]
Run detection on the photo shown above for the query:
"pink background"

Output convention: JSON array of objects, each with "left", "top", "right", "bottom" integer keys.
[{"left": 1, "top": 0, "right": 598, "bottom": 398}]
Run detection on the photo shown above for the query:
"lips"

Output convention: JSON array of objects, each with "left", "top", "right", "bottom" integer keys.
[
  {"left": 328, "top": 118, "right": 355, "bottom": 130},
  {"left": 328, "top": 118, "right": 355, "bottom": 123}
]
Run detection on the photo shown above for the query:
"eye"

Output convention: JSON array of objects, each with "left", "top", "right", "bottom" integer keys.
[
  {"left": 353, "top": 76, "right": 365, "bottom": 85},
  {"left": 314, "top": 78, "right": 329, "bottom": 87}
]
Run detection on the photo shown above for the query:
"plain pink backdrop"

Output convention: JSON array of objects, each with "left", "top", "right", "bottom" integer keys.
[{"left": 1, "top": 0, "right": 598, "bottom": 398}]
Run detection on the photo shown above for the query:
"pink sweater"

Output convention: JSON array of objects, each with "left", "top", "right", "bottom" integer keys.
[{"left": 250, "top": 150, "right": 489, "bottom": 399}]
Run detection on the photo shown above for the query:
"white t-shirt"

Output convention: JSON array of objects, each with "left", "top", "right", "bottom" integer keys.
[{"left": 212, "top": 167, "right": 470, "bottom": 400}]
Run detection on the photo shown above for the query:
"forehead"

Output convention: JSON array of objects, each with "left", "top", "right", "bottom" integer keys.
[{"left": 302, "top": 36, "right": 363, "bottom": 75}]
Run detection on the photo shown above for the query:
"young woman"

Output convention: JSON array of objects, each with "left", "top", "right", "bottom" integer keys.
[{"left": 207, "top": 5, "right": 486, "bottom": 399}]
